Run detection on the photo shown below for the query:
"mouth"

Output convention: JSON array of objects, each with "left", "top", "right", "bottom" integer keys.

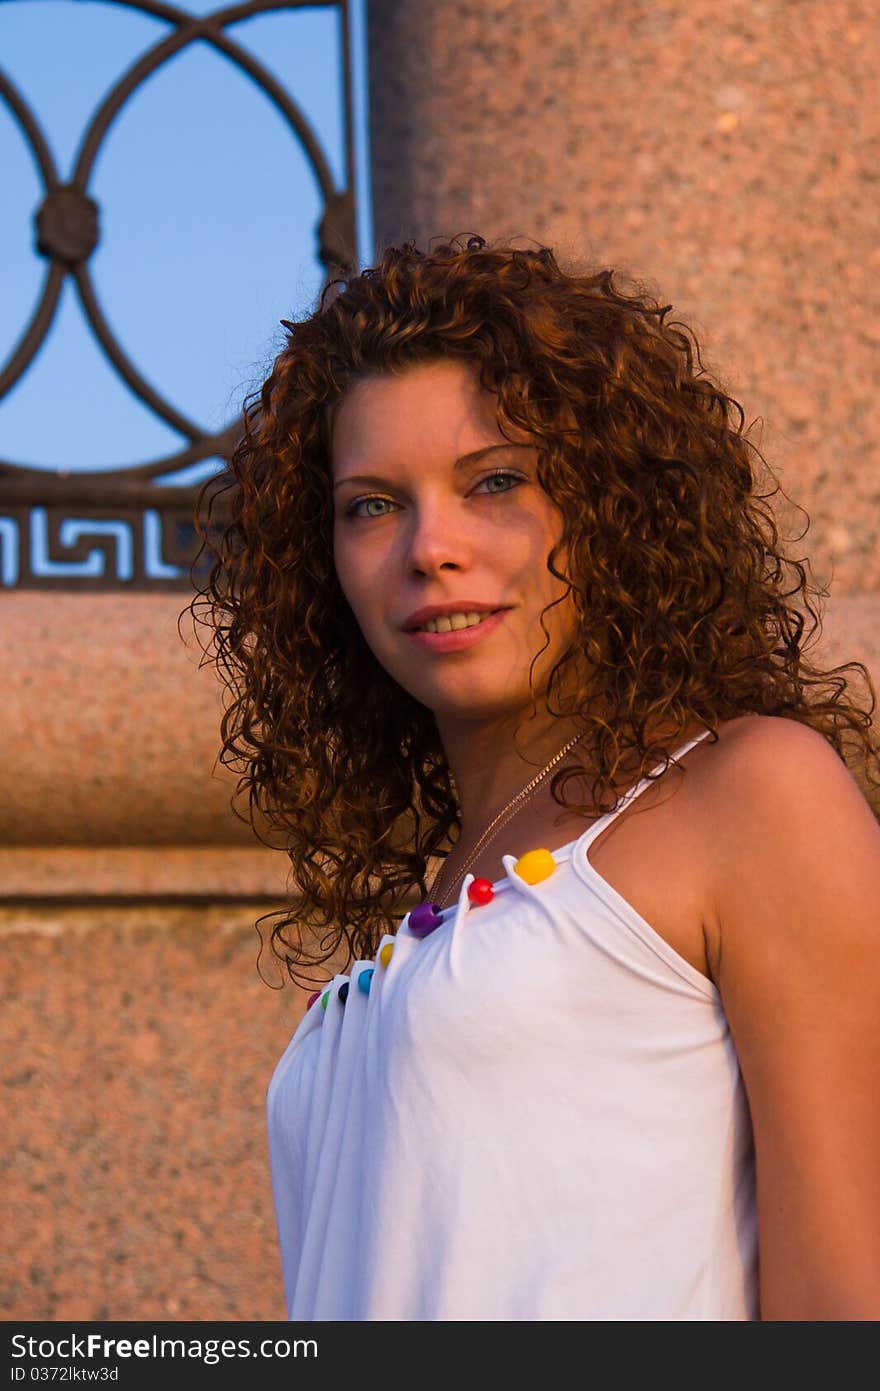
[{"left": 404, "top": 608, "right": 510, "bottom": 653}]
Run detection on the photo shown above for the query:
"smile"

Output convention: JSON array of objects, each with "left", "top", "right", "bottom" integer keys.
[
  {"left": 418, "top": 610, "right": 491, "bottom": 633},
  {"left": 404, "top": 608, "right": 509, "bottom": 652}
]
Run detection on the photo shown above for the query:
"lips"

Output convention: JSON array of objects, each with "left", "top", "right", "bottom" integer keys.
[
  {"left": 402, "top": 603, "right": 508, "bottom": 632},
  {"left": 415, "top": 609, "right": 501, "bottom": 634},
  {"left": 404, "top": 607, "right": 510, "bottom": 653}
]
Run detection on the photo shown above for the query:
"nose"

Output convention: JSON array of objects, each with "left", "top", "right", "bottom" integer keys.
[{"left": 404, "top": 499, "right": 471, "bottom": 577}]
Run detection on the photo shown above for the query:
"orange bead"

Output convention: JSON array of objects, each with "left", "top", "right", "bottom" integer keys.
[{"left": 514, "top": 848, "right": 556, "bottom": 885}]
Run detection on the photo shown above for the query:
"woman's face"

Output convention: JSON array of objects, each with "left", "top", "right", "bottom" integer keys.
[{"left": 331, "top": 358, "right": 580, "bottom": 726}]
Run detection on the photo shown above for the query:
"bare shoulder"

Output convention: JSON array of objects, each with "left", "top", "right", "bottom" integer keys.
[
  {"left": 700, "top": 713, "right": 880, "bottom": 1317},
  {"left": 705, "top": 709, "right": 864, "bottom": 782},
  {"left": 699, "top": 708, "right": 856, "bottom": 771},
  {"left": 689, "top": 712, "right": 873, "bottom": 984},
  {"left": 700, "top": 712, "right": 880, "bottom": 953}
]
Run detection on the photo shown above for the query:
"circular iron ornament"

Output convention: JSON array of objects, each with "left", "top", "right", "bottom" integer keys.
[
  {"left": 36, "top": 187, "right": 100, "bottom": 266},
  {"left": 0, "top": 0, "right": 357, "bottom": 491}
]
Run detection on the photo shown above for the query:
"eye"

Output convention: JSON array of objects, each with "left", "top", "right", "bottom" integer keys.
[
  {"left": 344, "top": 494, "right": 397, "bottom": 519},
  {"left": 475, "top": 468, "right": 525, "bottom": 495}
]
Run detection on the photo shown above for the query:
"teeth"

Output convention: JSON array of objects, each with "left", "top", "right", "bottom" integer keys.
[{"left": 421, "top": 610, "right": 490, "bottom": 634}]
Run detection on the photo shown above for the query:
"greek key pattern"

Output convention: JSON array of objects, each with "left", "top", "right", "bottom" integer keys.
[{"left": 0, "top": 505, "right": 219, "bottom": 590}]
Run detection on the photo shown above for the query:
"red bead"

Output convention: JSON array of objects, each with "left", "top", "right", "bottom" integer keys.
[
  {"left": 467, "top": 877, "right": 495, "bottom": 906},
  {"left": 306, "top": 990, "right": 321, "bottom": 1009}
]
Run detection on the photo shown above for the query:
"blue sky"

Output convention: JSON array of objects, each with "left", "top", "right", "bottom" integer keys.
[{"left": 0, "top": 0, "right": 374, "bottom": 484}]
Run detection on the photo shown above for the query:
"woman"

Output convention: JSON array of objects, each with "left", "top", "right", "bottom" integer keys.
[{"left": 192, "top": 234, "right": 880, "bottom": 1320}]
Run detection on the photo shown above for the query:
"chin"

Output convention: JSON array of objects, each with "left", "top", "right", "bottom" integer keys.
[{"left": 423, "top": 687, "right": 528, "bottom": 722}]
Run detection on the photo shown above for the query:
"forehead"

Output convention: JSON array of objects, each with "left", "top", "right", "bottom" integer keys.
[{"left": 330, "top": 359, "right": 533, "bottom": 469}]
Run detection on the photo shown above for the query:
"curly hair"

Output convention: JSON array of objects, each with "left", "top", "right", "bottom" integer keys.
[{"left": 187, "top": 232, "right": 880, "bottom": 992}]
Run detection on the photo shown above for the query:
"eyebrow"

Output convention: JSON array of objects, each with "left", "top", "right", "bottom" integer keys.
[{"left": 332, "top": 442, "right": 533, "bottom": 490}]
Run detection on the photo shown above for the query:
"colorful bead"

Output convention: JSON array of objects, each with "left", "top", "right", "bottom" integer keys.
[
  {"left": 410, "top": 900, "right": 444, "bottom": 938},
  {"left": 320, "top": 990, "right": 330, "bottom": 1010},
  {"left": 379, "top": 941, "right": 394, "bottom": 967},
  {"left": 467, "top": 877, "right": 495, "bottom": 906},
  {"left": 307, "top": 990, "right": 321, "bottom": 1009},
  {"left": 514, "top": 848, "right": 556, "bottom": 885},
  {"left": 338, "top": 981, "right": 349, "bottom": 1003},
  {"left": 357, "top": 967, "right": 374, "bottom": 994}
]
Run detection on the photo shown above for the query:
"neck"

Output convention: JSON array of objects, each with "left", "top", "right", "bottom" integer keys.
[
  {"left": 436, "top": 706, "right": 706, "bottom": 851},
  {"left": 435, "top": 706, "right": 586, "bottom": 846}
]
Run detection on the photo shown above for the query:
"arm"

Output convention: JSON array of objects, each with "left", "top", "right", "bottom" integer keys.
[{"left": 709, "top": 716, "right": 880, "bottom": 1320}]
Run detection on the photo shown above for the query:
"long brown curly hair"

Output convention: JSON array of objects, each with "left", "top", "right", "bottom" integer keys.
[{"left": 187, "top": 232, "right": 879, "bottom": 992}]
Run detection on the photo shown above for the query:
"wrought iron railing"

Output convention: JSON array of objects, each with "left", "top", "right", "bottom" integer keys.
[{"left": 0, "top": 0, "right": 357, "bottom": 590}]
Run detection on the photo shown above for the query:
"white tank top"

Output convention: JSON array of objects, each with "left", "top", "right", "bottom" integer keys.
[{"left": 267, "top": 728, "right": 758, "bottom": 1320}]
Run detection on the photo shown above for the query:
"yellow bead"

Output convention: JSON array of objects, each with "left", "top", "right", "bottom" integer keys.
[
  {"left": 379, "top": 941, "right": 394, "bottom": 967},
  {"left": 514, "top": 848, "right": 556, "bottom": 885}
]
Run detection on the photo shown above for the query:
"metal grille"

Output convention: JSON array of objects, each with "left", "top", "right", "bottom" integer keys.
[{"left": 0, "top": 0, "right": 357, "bottom": 591}]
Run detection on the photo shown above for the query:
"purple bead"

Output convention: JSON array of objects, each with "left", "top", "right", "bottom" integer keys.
[{"left": 409, "top": 900, "right": 443, "bottom": 939}]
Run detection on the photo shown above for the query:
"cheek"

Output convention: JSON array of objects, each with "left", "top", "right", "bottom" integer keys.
[{"left": 332, "top": 531, "right": 387, "bottom": 644}]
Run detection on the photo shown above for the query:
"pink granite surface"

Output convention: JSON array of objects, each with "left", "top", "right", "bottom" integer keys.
[
  {"left": 0, "top": 905, "right": 309, "bottom": 1320},
  {"left": 0, "top": 847, "right": 292, "bottom": 899},
  {"left": 1, "top": 594, "right": 257, "bottom": 847}
]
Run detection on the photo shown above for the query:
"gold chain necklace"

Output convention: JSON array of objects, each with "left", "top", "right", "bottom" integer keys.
[{"left": 427, "top": 730, "right": 584, "bottom": 909}]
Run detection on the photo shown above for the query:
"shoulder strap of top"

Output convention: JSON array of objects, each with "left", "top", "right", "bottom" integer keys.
[{"left": 586, "top": 726, "right": 714, "bottom": 836}]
